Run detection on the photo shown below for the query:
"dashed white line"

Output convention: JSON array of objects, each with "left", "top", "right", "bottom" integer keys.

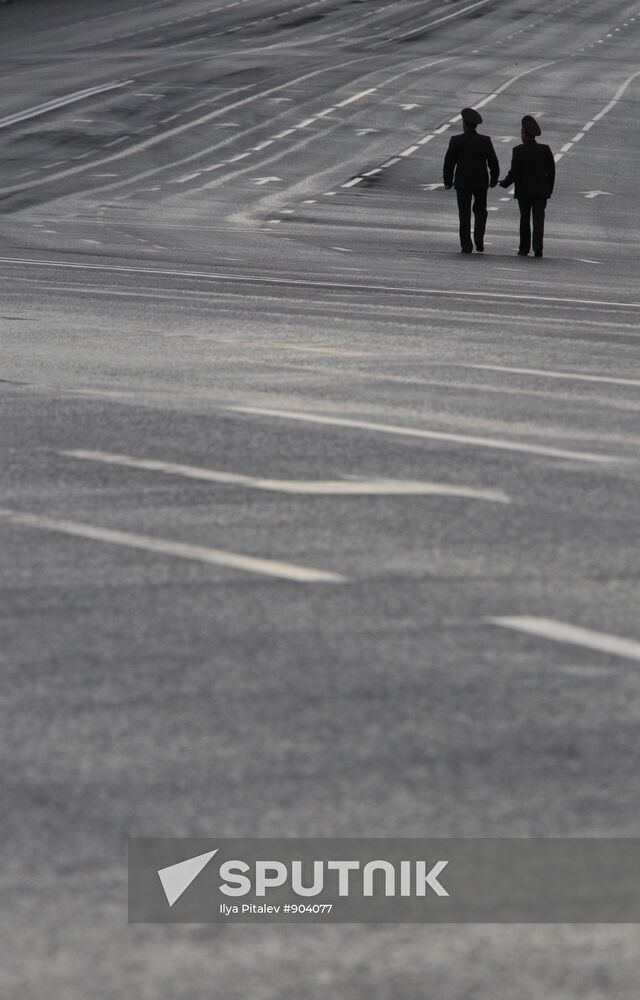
[
  {"left": 62, "top": 450, "right": 510, "bottom": 502},
  {"left": 459, "top": 364, "right": 640, "bottom": 389},
  {"left": 0, "top": 508, "right": 346, "bottom": 584},
  {"left": 487, "top": 616, "right": 640, "bottom": 664},
  {"left": 228, "top": 407, "right": 627, "bottom": 464},
  {"left": 0, "top": 79, "right": 133, "bottom": 130}
]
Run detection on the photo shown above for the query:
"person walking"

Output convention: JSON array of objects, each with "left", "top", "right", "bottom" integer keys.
[
  {"left": 499, "top": 114, "right": 555, "bottom": 257},
  {"left": 443, "top": 107, "right": 500, "bottom": 253}
]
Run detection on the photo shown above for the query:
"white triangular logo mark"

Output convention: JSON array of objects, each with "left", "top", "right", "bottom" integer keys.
[{"left": 157, "top": 849, "right": 218, "bottom": 907}]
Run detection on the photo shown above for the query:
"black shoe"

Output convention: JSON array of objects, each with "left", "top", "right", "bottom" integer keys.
[
  {"left": 475, "top": 244, "right": 484, "bottom": 253},
  {"left": 460, "top": 247, "right": 473, "bottom": 253},
  {"left": 534, "top": 251, "right": 543, "bottom": 258},
  {"left": 517, "top": 249, "right": 529, "bottom": 256}
]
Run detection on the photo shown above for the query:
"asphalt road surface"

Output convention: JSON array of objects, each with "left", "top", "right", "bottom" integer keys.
[{"left": 1, "top": 0, "right": 640, "bottom": 996}]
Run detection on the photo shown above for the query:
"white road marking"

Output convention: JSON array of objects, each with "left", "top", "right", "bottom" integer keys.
[
  {"left": 463, "top": 364, "right": 640, "bottom": 388},
  {"left": 336, "top": 88, "right": 377, "bottom": 107},
  {"left": 375, "top": 0, "right": 496, "bottom": 42},
  {"left": 0, "top": 80, "right": 132, "bottom": 130},
  {"left": 487, "top": 616, "right": 640, "bottom": 664},
  {"left": 558, "top": 70, "right": 640, "bottom": 165},
  {"left": 0, "top": 59, "right": 369, "bottom": 196},
  {"left": 0, "top": 508, "right": 345, "bottom": 584},
  {"left": 228, "top": 407, "right": 626, "bottom": 464},
  {"left": 61, "top": 451, "right": 510, "bottom": 502},
  {"left": 4, "top": 257, "right": 640, "bottom": 312}
]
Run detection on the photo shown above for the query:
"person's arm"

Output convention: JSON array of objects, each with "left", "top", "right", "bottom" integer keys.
[
  {"left": 545, "top": 145, "right": 556, "bottom": 197},
  {"left": 487, "top": 139, "right": 500, "bottom": 187},
  {"left": 499, "top": 149, "right": 517, "bottom": 188},
  {"left": 443, "top": 138, "right": 457, "bottom": 188}
]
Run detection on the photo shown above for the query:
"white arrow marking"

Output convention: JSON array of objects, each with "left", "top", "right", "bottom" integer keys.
[
  {"left": 253, "top": 176, "right": 282, "bottom": 185},
  {"left": 581, "top": 190, "right": 612, "bottom": 199},
  {"left": 400, "top": 103, "right": 420, "bottom": 110},
  {"left": 423, "top": 183, "right": 444, "bottom": 190},
  {"left": 158, "top": 850, "right": 218, "bottom": 907},
  {"left": 355, "top": 128, "right": 379, "bottom": 135}
]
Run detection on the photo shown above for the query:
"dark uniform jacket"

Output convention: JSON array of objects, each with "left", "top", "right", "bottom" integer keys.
[
  {"left": 443, "top": 131, "right": 500, "bottom": 189},
  {"left": 502, "top": 140, "right": 556, "bottom": 198}
]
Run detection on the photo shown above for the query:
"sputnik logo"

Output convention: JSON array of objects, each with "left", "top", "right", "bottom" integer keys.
[{"left": 157, "top": 850, "right": 218, "bottom": 907}]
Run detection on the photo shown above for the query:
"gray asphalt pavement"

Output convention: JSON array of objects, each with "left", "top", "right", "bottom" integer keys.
[{"left": 1, "top": 1, "right": 640, "bottom": 997}]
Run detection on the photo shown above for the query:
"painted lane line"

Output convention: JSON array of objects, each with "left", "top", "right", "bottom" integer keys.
[
  {"left": 558, "top": 70, "right": 640, "bottom": 163},
  {"left": 361, "top": 62, "right": 553, "bottom": 189},
  {"left": 5, "top": 255, "right": 640, "bottom": 312},
  {"left": 384, "top": 0, "right": 497, "bottom": 43},
  {"left": 461, "top": 364, "right": 640, "bottom": 388},
  {"left": 343, "top": 177, "right": 364, "bottom": 187},
  {"left": 227, "top": 408, "right": 627, "bottom": 465},
  {"left": 176, "top": 171, "right": 202, "bottom": 183},
  {"left": 336, "top": 88, "right": 377, "bottom": 107},
  {"left": 0, "top": 59, "right": 370, "bottom": 196},
  {"left": 0, "top": 80, "right": 133, "bottom": 130},
  {"left": 487, "top": 616, "right": 640, "bottom": 664},
  {"left": 61, "top": 451, "right": 510, "bottom": 502},
  {"left": 0, "top": 508, "right": 345, "bottom": 584}
]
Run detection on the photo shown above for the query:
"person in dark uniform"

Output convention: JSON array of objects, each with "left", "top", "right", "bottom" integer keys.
[
  {"left": 499, "top": 114, "right": 555, "bottom": 257},
  {"left": 443, "top": 107, "right": 500, "bottom": 253}
]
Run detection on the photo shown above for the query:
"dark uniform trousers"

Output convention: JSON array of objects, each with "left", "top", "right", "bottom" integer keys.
[
  {"left": 456, "top": 187, "right": 488, "bottom": 251},
  {"left": 518, "top": 196, "right": 546, "bottom": 255}
]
